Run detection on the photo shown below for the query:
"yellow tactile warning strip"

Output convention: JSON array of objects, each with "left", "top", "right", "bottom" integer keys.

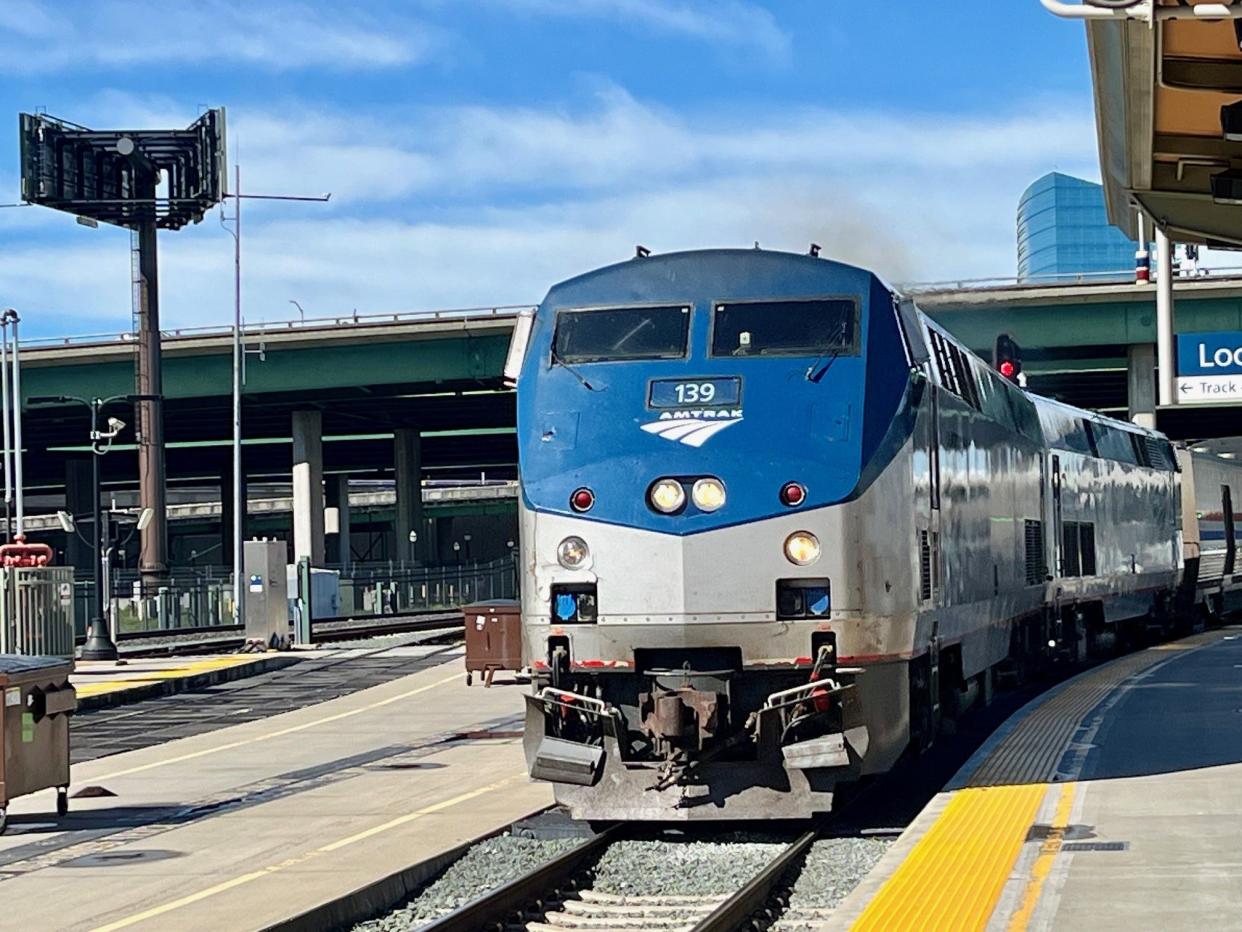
[
  {"left": 848, "top": 630, "right": 1227, "bottom": 932},
  {"left": 1007, "top": 781, "right": 1076, "bottom": 932},
  {"left": 73, "top": 655, "right": 267, "bottom": 699},
  {"left": 852, "top": 784, "right": 1046, "bottom": 931}
]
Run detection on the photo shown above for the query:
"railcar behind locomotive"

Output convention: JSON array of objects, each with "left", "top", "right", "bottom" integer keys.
[{"left": 506, "top": 247, "right": 1242, "bottom": 821}]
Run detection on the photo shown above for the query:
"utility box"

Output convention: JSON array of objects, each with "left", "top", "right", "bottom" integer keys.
[
  {"left": 0, "top": 654, "right": 75, "bottom": 832},
  {"left": 285, "top": 565, "right": 341, "bottom": 621},
  {"left": 463, "top": 600, "right": 522, "bottom": 687},
  {"left": 243, "top": 539, "right": 289, "bottom": 647}
]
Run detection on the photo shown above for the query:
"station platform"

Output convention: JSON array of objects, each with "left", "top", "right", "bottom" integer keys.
[
  {"left": 73, "top": 652, "right": 297, "bottom": 709},
  {"left": 0, "top": 652, "right": 550, "bottom": 931},
  {"left": 832, "top": 626, "right": 1242, "bottom": 931}
]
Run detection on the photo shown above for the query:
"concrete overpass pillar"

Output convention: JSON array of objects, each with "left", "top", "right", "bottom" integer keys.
[
  {"left": 1128, "top": 343, "right": 1157, "bottom": 429},
  {"left": 394, "top": 429, "right": 423, "bottom": 564},
  {"left": 65, "top": 459, "right": 93, "bottom": 572},
  {"left": 326, "top": 475, "right": 352, "bottom": 568},
  {"left": 292, "top": 410, "right": 325, "bottom": 565}
]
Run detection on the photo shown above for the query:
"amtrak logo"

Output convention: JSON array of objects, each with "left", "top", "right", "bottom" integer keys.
[{"left": 641, "top": 409, "right": 743, "bottom": 448}]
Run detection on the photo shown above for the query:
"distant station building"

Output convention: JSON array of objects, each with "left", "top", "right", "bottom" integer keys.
[{"left": 1017, "top": 172, "right": 1138, "bottom": 284}]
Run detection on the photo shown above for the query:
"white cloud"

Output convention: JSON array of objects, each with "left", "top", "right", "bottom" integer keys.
[
  {"left": 0, "top": 89, "right": 1108, "bottom": 337},
  {"left": 0, "top": 1, "right": 439, "bottom": 72},
  {"left": 479, "top": 0, "right": 790, "bottom": 58}
]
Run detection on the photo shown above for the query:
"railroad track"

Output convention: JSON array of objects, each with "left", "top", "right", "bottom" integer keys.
[
  {"left": 310, "top": 611, "right": 462, "bottom": 643},
  {"left": 392, "top": 818, "right": 890, "bottom": 932},
  {"left": 85, "top": 611, "right": 464, "bottom": 657}
]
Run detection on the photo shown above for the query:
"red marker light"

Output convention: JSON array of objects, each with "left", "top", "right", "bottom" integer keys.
[
  {"left": 999, "top": 360, "right": 1016, "bottom": 379},
  {"left": 780, "top": 482, "right": 807, "bottom": 507},
  {"left": 570, "top": 487, "right": 595, "bottom": 512}
]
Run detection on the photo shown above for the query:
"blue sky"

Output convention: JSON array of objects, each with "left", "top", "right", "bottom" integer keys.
[{"left": 0, "top": 1, "right": 1104, "bottom": 338}]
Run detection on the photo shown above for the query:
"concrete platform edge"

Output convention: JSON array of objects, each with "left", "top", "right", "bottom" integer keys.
[
  {"left": 266, "top": 806, "right": 547, "bottom": 932},
  {"left": 77, "top": 654, "right": 301, "bottom": 711}
]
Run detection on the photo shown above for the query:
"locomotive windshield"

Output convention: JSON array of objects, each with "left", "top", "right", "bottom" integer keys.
[
  {"left": 553, "top": 304, "right": 690, "bottom": 364},
  {"left": 711, "top": 298, "right": 859, "bottom": 357}
]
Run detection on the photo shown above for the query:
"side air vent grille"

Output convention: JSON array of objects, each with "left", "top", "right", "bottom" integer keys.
[
  {"left": 1024, "top": 519, "right": 1044, "bottom": 585},
  {"left": 919, "top": 529, "right": 932, "bottom": 602}
]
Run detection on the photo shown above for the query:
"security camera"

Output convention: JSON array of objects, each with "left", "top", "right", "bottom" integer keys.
[{"left": 107, "top": 416, "right": 126, "bottom": 434}]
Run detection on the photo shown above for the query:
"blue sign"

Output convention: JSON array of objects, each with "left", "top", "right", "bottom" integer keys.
[{"left": 1178, "top": 331, "right": 1242, "bottom": 376}]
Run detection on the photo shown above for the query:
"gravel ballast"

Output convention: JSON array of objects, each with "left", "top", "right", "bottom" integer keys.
[
  {"left": 353, "top": 834, "right": 579, "bottom": 931},
  {"left": 589, "top": 836, "right": 788, "bottom": 897},
  {"left": 772, "top": 836, "right": 892, "bottom": 931}
]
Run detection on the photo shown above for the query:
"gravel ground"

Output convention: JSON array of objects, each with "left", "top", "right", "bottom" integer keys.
[
  {"left": 590, "top": 836, "right": 789, "bottom": 897},
  {"left": 353, "top": 834, "right": 579, "bottom": 931},
  {"left": 772, "top": 837, "right": 892, "bottom": 931}
]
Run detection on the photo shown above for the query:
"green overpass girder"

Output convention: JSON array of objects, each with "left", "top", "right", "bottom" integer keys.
[
  {"left": 926, "top": 293, "right": 1242, "bottom": 354},
  {"left": 18, "top": 333, "right": 511, "bottom": 407}
]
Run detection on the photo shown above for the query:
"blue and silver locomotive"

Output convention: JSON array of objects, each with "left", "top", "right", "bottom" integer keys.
[{"left": 508, "top": 248, "right": 1203, "bottom": 821}]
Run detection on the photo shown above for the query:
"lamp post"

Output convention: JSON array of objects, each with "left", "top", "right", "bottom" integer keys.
[
  {"left": 463, "top": 532, "right": 472, "bottom": 563},
  {"left": 32, "top": 393, "right": 157, "bottom": 661}
]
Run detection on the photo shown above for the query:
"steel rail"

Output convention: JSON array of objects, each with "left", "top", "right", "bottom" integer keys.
[
  {"left": 308, "top": 610, "right": 463, "bottom": 643},
  {"left": 689, "top": 825, "right": 821, "bottom": 932},
  {"left": 421, "top": 826, "right": 620, "bottom": 932}
]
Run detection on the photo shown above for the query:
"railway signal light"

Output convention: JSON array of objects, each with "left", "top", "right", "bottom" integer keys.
[{"left": 994, "top": 333, "right": 1022, "bottom": 384}]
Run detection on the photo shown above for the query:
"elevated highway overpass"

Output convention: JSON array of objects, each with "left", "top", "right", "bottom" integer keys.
[{"left": 22, "top": 274, "right": 1242, "bottom": 569}]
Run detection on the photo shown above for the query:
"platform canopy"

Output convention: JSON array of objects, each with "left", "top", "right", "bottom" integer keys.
[{"left": 1046, "top": 1, "right": 1242, "bottom": 246}]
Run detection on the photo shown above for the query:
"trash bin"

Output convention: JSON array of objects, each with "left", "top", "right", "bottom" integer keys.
[
  {"left": 0, "top": 655, "right": 75, "bottom": 833},
  {"left": 463, "top": 600, "right": 522, "bottom": 687}
]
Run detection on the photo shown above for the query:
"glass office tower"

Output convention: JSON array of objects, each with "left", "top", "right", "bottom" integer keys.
[{"left": 1017, "top": 172, "right": 1137, "bottom": 283}]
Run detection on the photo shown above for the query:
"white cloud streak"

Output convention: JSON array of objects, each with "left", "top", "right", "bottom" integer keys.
[
  {"left": 478, "top": 0, "right": 790, "bottom": 58},
  {"left": 0, "top": 1, "right": 438, "bottom": 72}
]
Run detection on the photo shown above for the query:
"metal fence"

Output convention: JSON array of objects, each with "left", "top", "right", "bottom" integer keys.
[
  {"left": 333, "top": 558, "right": 518, "bottom": 617},
  {"left": 1, "top": 567, "right": 76, "bottom": 657},
  {"left": 73, "top": 569, "right": 237, "bottom": 638},
  {"left": 72, "top": 557, "right": 519, "bottom": 637}
]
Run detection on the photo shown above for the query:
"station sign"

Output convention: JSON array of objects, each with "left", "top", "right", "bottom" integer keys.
[{"left": 1176, "top": 331, "right": 1242, "bottom": 404}]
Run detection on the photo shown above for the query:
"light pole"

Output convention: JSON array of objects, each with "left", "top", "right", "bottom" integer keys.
[
  {"left": 463, "top": 532, "right": 472, "bottom": 563},
  {"left": 32, "top": 393, "right": 157, "bottom": 661},
  {"left": 407, "top": 529, "right": 417, "bottom": 565},
  {"left": 452, "top": 541, "right": 461, "bottom": 565}
]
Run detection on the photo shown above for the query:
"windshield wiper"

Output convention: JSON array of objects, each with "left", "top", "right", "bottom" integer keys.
[
  {"left": 805, "top": 319, "right": 851, "bottom": 382},
  {"left": 550, "top": 347, "right": 601, "bottom": 391}
]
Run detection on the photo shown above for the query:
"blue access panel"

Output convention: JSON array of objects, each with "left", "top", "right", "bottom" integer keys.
[{"left": 1177, "top": 331, "right": 1242, "bottom": 377}]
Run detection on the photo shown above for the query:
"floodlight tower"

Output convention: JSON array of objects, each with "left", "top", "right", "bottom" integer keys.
[{"left": 19, "top": 109, "right": 227, "bottom": 592}]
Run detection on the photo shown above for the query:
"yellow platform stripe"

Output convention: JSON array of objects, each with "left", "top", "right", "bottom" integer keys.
[
  {"left": 1008, "top": 781, "right": 1076, "bottom": 931},
  {"left": 74, "top": 655, "right": 263, "bottom": 698},
  {"left": 852, "top": 783, "right": 1047, "bottom": 932}
]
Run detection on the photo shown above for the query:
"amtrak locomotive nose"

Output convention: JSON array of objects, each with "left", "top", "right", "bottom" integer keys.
[
  {"left": 512, "top": 249, "right": 914, "bottom": 820},
  {"left": 510, "top": 247, "right": 1184, "bottom": 822}
]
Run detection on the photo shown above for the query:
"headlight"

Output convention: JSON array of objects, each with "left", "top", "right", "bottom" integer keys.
[
  {"left": 648, "top": 478, "right": 686, "bottom": 514},
  {"left": 784, "top": 531, "right": 821, "bottom": 566},
  {"left": 557, "top": 536, "right": 590, "bottom": 569},
  {"left": 691, "top": 477, "right": 726, "bottom": 512}
]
